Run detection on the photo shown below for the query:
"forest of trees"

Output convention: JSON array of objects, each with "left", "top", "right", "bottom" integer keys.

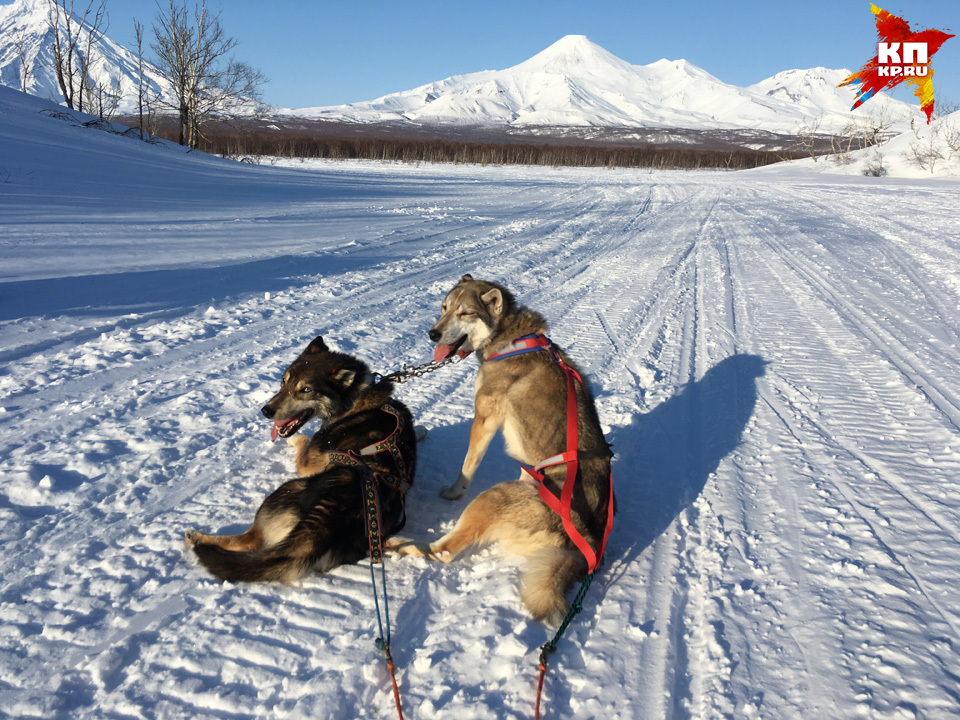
[{"left": 144, "top": 125, "right": 798, "bottom": 170}]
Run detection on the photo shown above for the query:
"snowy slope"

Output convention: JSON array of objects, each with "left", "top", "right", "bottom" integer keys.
[
  {"left": 288, "top": 35, "right": 923, "bottom": 133},
  {"left": 748, "top": 66, "right": 919, "bottom": 124},
  {"left": 0, "top": 0, "right": 171, "bottom": 113},
  {"left": 3, "top": 84, "right": 960, "bottom": 719},
  {"left": 756, "top": 109, "right": 960, "bottom": 179}
]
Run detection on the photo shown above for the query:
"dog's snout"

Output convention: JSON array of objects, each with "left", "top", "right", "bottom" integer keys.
[
  {"left": 428, "top": 328, "right": 442, "bottom": 342},
  {"left": 261, "top": 405, "right": 275, "bottom": 420}
]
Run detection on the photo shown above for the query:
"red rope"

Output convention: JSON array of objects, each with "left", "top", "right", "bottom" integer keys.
[
  {"left": 386, "top": 656, "right": 404, "bottom": 720},
  {"left": 534, "top": 661, "right": 548, "bottom": 719}
]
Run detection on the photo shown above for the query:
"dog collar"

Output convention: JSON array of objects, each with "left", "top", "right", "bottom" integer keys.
[{"left": 485, "top": 334, "right": 552, "bottom": 361}]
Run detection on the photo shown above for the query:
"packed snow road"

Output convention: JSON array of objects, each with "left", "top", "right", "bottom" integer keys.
[{"left": 2, "top": 146, "right": 959, "bottom": 718}]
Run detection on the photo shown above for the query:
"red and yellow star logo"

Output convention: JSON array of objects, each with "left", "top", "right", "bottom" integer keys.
[{"left": 839, "top": 4, "right": 953, "bottom": 123}]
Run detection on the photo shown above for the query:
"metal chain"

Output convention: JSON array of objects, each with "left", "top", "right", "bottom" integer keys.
[{"left": 375, "top": 353, "right": 466, "bottom": 384}]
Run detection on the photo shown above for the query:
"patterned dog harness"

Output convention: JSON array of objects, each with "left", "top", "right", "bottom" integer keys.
[
  {"left": 486, "top": 334, "right": 614, "bottom": 572},
  {"left": 328, "top": 404, "right": 412, "bottom": 561}
]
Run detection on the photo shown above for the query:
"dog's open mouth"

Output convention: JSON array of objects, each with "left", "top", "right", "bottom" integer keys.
[
  {"left": 434, "top": 334, "right": 470, "bottom": 362},
  {"left": 270, "top": 409, "right": 314, "bottom": 442}
]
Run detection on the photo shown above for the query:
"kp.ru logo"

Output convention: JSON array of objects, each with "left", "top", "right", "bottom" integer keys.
[
  {"left": 876, "top": 42, "right": 929, "bottom": 77},
  {"left": 839, "top": 4, "right": 954, "bottom": 123}
]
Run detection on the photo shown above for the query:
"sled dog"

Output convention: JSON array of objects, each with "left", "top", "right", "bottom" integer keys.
[
  {"left": 389, "top": 275, "right": 614, "bottom": 625},
  {"left": 186, "top": 336, "right": 416, "bottom": 583}
]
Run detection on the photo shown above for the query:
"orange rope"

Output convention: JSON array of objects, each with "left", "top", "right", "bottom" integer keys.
[
  {"left": 534, "top": 660, "right": 548, "bottom": 719},
  {"left": 386, "top": 654, "right": 405, "bottom": 720}
]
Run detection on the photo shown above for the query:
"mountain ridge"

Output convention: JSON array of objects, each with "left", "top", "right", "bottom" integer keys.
[
  {"left": 0, "top": 3, "right": 921, "bottom": 134},
  {"left": 282, "top": 35, "right": 921, "bottom": 133}
]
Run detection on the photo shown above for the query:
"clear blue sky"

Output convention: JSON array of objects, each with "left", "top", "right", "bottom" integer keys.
[{"left": 77, "top": 0, "right": 960, "bottom": 109}]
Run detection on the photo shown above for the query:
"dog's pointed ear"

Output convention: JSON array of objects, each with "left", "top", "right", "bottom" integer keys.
[
  {"left": 459, "top": 274, "right": 474, "bottom": 284},
  {"left": 480, "top": 287, "right": 504, "bottom": 317},
  {"left": 334, "top": 367, "right": 356, "bottom": 387},
  {"left": 305, "top": 336, "right": 328, "bottom": 355}
]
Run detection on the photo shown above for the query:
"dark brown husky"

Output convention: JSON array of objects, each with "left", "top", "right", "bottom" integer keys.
[
  {"left": 186, "top": 336, "right": 416, "bottom": 583},
  {"left": 390, "top": 275, "right": 614, "bottom": 626}
]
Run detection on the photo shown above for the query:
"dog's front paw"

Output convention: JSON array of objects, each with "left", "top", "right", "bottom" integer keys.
[
  {"left": 384, "top": 536, "right": 408, "bottom": 549},
  {"left": 413, "top": 425, "right": 428, "bottom": 442},
  {"left": 385, "top": 537, "right": 426, "bottom": 557},
  {"left": 439, "top": 483, "right": 466, "bottom": 500}
]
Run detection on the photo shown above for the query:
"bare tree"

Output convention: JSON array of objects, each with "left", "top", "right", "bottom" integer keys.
[
  {"left": 922, "top": 108, "right": 960, "bottom": 170},
  {"left": 905, "top": 129, "right": 945, "bottom": 173},
  {"left": 134, "top": 18, "right": 147, "bottom": 138},
  {"left": 92, "top": 76, "right": 122, "bottom": 119},
  {"left": 943, "top": 118, "right": 960, "bottom": 156},
  {"left": 151, "top": 0, "right": 265, "bottom": 148},
  {"left": 13, "top": 27, "right": 33, "bottom": 92},
  {"left": 191, "top": 59, "right": 266, "bottom": 138},
  {"left": 46, "top": 0, "right": 108, "bottom": 112},
  {"left": 796, "top": 114, "right": 824, "bottom": 163},
  {"left": 823, "top": 109, "right": 903, "bottom": 167},
  {"left": 829, "top": 120, "right": 861, "bottom": 165},
  {"left": 857, "top": 107, "right": 899, "bottom": 148},
  {"left": 934, "top": 98, "right": 959, "bottom": 119}
]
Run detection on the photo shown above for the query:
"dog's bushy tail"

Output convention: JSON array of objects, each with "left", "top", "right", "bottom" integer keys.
[
  {"left": 520, "top": 546, "right": 585, "bottom": 627},
  {"left": 191, "top": 542, "right": 313, "bottom": 584}
]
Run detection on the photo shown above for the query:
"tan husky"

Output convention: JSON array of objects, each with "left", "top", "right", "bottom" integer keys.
[{"left": 389, "top": 275, "right": 614, "bottom": 625}]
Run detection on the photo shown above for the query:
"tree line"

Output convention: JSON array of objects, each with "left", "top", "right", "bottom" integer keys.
[{"left": 185, "top": 128, "right": 795, "bottom": 170}]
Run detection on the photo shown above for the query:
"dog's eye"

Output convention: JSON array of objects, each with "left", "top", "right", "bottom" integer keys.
[
  {"left": 458, "top": 312, "right": 475, "bottom": 318},
  {"left": 300, "top": 386, "right": 313, "bottom": 394}
]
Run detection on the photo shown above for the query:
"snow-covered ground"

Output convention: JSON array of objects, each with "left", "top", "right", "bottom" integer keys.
[
  {"left": 763, "top": 110, "right": 960, "bottom": 180},
  {"left": 3, "top": 85, "right": 960, "bottom": 719}
]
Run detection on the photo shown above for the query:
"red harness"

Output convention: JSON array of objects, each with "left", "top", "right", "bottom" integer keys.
[{"left": 486, "top": 334, "right": 614, "bottom": 573}]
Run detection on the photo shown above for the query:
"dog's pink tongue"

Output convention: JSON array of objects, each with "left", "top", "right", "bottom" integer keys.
[
  {"left": 434, "top": 343, "right": 457, "bottom": 362},
  {"left": 270, "top": 418, "right": 296, "bottom": 442}
]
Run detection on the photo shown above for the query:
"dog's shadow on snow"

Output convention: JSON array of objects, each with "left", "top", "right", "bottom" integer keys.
[
  {"left": 603, "top": 353, "right": 768, "bottom": 577},
  {"left": 520, "top": 355, "right": 766, "bottom": 717},
  {"left": 389, "top": 355, "right": 766, "bottom": 665}
]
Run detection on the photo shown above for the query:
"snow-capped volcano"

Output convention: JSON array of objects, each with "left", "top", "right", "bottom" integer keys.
[
  {"left": 288, "top": 35, "right": 922, "bottom": 133},
  {"left": 0, "top": 0, "right": 170, "bottom": 113},
  {"left": 749, "top": 66, "right": 913, "bottom": 123},
  {"left": 1, "top": 7, "right": 923, "bottom": 135}
]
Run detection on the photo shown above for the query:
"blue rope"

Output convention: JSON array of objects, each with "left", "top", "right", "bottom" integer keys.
[
  {"left": 370, "top": 556, "right": 391, "bottom": 650},
  {"left": 541, "top": 571, "right": 594, "bottom": 658}
]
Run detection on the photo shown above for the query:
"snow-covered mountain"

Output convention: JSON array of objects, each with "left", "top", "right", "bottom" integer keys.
[
  {"left": 0, "top": 0, "right": 169, "bottom": 113},
  {"left": 2, "top": 2, "right": 922, "bottom": 135},
  {"left": 748, "top": 66, "right": 916, "bottom": 127},
  {"left": 287, "top": 35, "right": 922, "bottom": 133}
]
